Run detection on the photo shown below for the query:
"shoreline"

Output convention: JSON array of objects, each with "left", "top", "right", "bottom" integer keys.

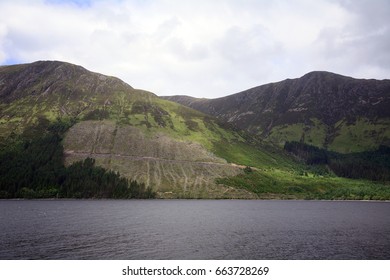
[{"left": 1, "top": 198, "right": 389, "bottom": 202}]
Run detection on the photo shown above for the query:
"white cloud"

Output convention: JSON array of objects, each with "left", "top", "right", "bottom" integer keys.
[{"left": 0, "top": 0, "right": 389, "bottom": 98}]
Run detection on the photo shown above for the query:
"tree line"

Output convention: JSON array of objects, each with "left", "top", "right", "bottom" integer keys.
[
  {"left": 284, "top": 141, "right": 390, "bottom": 182},
  {"left": 0, "top": 119, "right": 155, "bottom": 199}
]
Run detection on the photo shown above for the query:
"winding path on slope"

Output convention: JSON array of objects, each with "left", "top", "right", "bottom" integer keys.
[{"left": 64, "top": 150, "right": 249, "bottom": 169}]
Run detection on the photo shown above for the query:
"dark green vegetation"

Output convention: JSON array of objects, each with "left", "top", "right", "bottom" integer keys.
[
  {"left": 0, "top": 119, "right": 155, "bottom": 199},
  {"left": 284, "top": 141, "right": 390, "bottom": 182},
  {"left": 1, "top": 61, "right": 389, "bottom": 199},
  {"left": 163, "top": 71, "right": 390, "bottom": 153},
  {"left": 216, "top": 169, "right": 390, "bottom": 200},
  {"left": 0, "top": 61, "right": 258, "bottom": 198},
  {"left": 163, "top": 72, "right": 390, "bottom": 200},
  {"left": 217, "top": 141, "right": 390, "bottom": 200}
]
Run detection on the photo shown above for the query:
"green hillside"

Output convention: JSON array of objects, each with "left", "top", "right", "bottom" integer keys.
[
  {"left": 163, "top": 71, "right": 390, "bottom": 153},
  {"left": 0, "top": 61, "right": 282, "bottom": 198},
  {"left": 1, "top": 61, "right": 389, "bottom": 199}
]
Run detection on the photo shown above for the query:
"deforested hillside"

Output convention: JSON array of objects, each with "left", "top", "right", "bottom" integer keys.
[
  {"left": 1, "top": 61, "right": 388, "bottom": 200},
  {"left": 0, "top": 61, "right": 285, "bottom": 198}
]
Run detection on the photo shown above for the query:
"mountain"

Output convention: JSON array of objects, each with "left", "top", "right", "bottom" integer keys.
[
  {"left": 1, "top": 61, "right": 389, "bottom": 200},
  {"left": 163, "top": 71, "right": 390, "bottom": 153},
  {"left": 0, "top": 60, "right": 296, "bottom": 199}
]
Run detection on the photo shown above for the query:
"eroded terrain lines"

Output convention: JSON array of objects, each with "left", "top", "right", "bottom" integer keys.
[
  {"left": 153, "top": 160, "right": 162, "bottom": 189},
  {"left": 179, "top": 164, "right": 188, "bottom": 192},
  {"left": 91, "top": 122, "right": 102, "bottom": 154},
  {"left": 107, "top": 124, "right": 118, "bottom": 168},
  {"left": 146, "top": 160, "right": 150, "bottom": 188},
  {"left": 66, "top": 151, "right": 243, "bottom": 168}
]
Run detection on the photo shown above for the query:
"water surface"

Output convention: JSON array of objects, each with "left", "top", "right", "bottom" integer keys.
[{"left": 0, "top": 200, "right": 389, "bottom": 259}]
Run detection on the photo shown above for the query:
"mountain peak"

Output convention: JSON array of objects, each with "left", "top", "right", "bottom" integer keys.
[
  {"left": 302, "top": 70, "right": 342, "bottom": 76},
  {"left": 164, "top": 71, "right": 390, "bottom": 153},
  {"left": 0, "top": 60, "right": 133, "bottom": 103},
  {"left": 299, "top": 70, "right": 354, "bottom": 81}
]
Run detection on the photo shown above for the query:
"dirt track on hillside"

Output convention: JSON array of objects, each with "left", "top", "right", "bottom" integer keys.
[
  {"left": 62, "top": 121, "right": 258, "bottom": 198},
  {"left": 64, "top": 150, "right": 247, "bottom": 169}
]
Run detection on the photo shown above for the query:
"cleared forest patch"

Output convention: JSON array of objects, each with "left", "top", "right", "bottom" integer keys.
[{"left": 63, "top": 120, "right": 254, "bottom": 198}]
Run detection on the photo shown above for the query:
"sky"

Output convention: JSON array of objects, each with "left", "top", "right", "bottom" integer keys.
[{"left": 0, "top": 0, "right": 389, "bottom": 98}]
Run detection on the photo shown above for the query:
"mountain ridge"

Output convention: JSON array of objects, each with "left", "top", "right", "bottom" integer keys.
[
  {"left": 1, "top": 60, "right": 389, "bottom": 200},
  {"left": 0, "top": 60, "right": 135, "bottom": 103},
  {"left": 163, "top": 71, "right": 390, "bottom": 153},
  {"left": 0, "top": 60, "right": 277, "bottom": 198}
]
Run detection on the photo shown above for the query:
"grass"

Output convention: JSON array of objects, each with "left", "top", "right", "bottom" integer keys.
[
  {"left": 2, "top": 73, "right": 389, "bottom": 200},
  {"left": 329, "top": 118, "right": 390, "bottom": 153},
  {"left": 305, "top": 118, "right": 328, "bottom": 146},
  {"left": 217, "top": 168, "right": 390, "bottom": 200},
  {"left": 213, "top": 139, "right": 295, "bottom": 169},
  {"left": 213, "top": 133, "right": 390, "bottom": 201},
  {"left": 63, "top": 120, "right": 248, "bottom": 198},
  {"left": 268, "top": 123, "right": 305, "bottom": 146},
  {"left": 267, "top": 117, "right": 390, "bottom": 154},
  {"left": 124, "top": 97, "right": 243, "bottom": 151},
  {"left": 268, "top": 119, "right": 328, "bottom": 148}
]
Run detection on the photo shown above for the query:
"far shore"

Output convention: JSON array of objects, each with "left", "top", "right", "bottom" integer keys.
[{"left": 1, "top": 198, "right": 389, "bottom": 202}]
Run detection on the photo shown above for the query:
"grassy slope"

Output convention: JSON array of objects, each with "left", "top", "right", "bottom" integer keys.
[
  {"left": 214, "top": 127, "right": 390, "bottom": 200},
  {"left": 63, "top": 120, "right": 251, "bottom": 198},
  {"left": 0, "top": 90, "right": 240, "bottom": 198},
  {"left": 2, "top": 63, "right": 388, "bottom": 199},
  {"left": 266, "top": 117, "right": 390, "bottom": 154},
  {"left": 157, "top": 107, "right": 390, "bottom": 200},
  {"left": 329, "top": 118, "right": 390, "bottom": 153},
  {"left": 217, "top": 168, "right": 390, "bottom": 200},
  {"left": 268, "top": 118, "right": 328, "bottom": 148},
  {"left": 4, "top": 90, "right": 387, "bottom": 200},
  {"left": 109, "top": 89, "right": 390, "bottom": 200}
]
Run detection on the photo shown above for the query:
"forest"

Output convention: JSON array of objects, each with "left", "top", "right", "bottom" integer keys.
[
  {"left": 284, "top": 141, "right": 390, "bottom": 182},
  {"left": 0, "top": 119, "right": 155, "bottom": 199}
]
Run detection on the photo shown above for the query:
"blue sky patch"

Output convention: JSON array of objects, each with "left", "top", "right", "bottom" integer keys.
[{"left": 45, "top": 0, "right": 92, "bottom": 8}]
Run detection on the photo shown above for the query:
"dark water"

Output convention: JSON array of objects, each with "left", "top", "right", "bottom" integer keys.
[{"left": 0, "top": 200, "right": 389, "bottom": 259}]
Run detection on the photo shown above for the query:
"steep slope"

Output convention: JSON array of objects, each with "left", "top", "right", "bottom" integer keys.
[
  {"left": 63, "top": 121, "right": 248, "bottom": 198},
  {"left": 0, "top": 60, "right": 137, "bottom": 137},
  {"left": 163, "top": 72, "right": 390, "bottom": 153},
  {"left": 3, "top": 61, "right": 387, "bottom": 200},
  {"left": 0, "top": 60, "right": 131, "bottom": 103},
  {"left": 2, "top": 60, "right": 294, "bottom": 198}
]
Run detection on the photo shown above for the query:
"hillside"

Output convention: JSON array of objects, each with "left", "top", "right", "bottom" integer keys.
[
  {"left": 163, "top": 72, "right": 390, "bottom": 153},
  {"left": 0, "top": 60, "right": 293, "bottom": 198},
  {"left": 1, "top": 61, "right": 389, "bottom": 200}
]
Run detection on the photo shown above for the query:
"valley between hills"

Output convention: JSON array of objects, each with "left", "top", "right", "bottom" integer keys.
[{"left": 0, "top": 61, "right": 389, "bottom": 199}]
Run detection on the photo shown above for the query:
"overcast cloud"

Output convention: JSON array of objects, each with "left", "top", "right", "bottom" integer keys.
[{"left": 0, "top": 0, "right": 389, "bottom": 98}]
